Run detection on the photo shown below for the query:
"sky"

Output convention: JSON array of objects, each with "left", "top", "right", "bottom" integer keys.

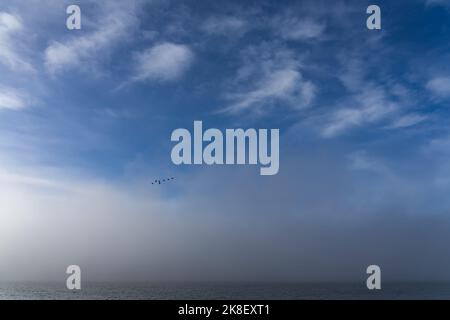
[{"left": 1, "top": 0, "right": 450, "bottom": 282}]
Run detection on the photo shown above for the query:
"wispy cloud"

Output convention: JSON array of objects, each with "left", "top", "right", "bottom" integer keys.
[
  {"left": 225, "top": 69, "right": 316, "bottom": 114},
  {"left": 319, "top": 46, "right": 421, "bottom": 138},
  {"left": 426, "top": 76, "right": 450, "bottom": 99},
  {"left": 131, "top": 42, "right": 194, "bottom": 82},
  {"left": 321, "top": 85, "right": 397, "bottom": 137},
  {"left": 388, "top": 113, "right": 428, "bottom": 129},
  {"left": 0, "top": 86, "right": 29, "bottom": 110},
  {"left": 0, "top": 12, "right": 34, "bottom": 72},
  {"left": 44, "top": 2, "right": 139, "bottom": 74},
  {"left": 201, "top": 16, "right": 249, "bottom": 36},
  {"left": 223, "top": 44, "right": 316, "bottom": 115},
  {"left": 275, "top": 16, "right": 326, "bottom": 41}
]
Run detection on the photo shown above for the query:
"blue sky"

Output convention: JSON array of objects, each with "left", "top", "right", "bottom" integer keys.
[
  {"left": 0, "top": 0, "right": 449, "bottom": 178},
  {"left": 2, "top": 0, "right": 450, "bottom": 282}
]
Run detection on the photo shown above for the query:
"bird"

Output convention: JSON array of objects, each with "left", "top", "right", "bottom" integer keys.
[{"left": 151, "top": 177, "right": 175, "bottom": 185}]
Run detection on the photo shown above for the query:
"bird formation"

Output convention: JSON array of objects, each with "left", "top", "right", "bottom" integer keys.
[{"left": 151, "top": 177, "right": 175, "bottom": 185}]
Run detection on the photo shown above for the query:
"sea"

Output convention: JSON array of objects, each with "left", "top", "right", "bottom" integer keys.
[{"left": 1, "top": 282, "right": 450, "bottom": 300}]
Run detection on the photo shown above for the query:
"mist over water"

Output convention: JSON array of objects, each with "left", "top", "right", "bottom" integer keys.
[{"left": 2, "top": 152, "right": 450, "bottom": 283}]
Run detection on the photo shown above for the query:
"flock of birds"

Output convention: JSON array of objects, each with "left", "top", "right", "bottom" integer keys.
[{"left": 151, "top": 177, "right": 176, "bottom": 185}]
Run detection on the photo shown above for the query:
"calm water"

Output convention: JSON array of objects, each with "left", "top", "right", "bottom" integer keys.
[{"left": 1, "top": 282, "right": 450, "bottom": 300}]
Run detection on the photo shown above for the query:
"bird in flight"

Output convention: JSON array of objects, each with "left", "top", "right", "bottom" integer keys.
[{"left": 151, "top": 177, "right": 175, "bottom": 185}]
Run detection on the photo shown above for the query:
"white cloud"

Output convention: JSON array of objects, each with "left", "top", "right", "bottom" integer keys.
[
  {"left": 426, "top": 76, "right": 450, "bottom": 99},
  {"left": 321, "top": 109, "right": 365, "bottom": 138},
  {"left": 0, "top": 87, "right": 28, "bottom": 110},
  {"left": 319, "top": 50, "right": 420, "bottom": 138},
  {"left": 0, "top": 12, "right": 34, "bottom": 72},
  {"left": 44, "top": 41, "right": 78, "bottom": 73},
  {"left": 44, "top": 2, "right": 139, "bottom": 74},
  {"left": 225, "top": 69, "right": 315, "bottom": 114},
  {"left": 388, "top": 113, "right": 428, "bottom": 129},
  {"left": 322, "top": 86, "right": 397, "bottom": 137},
  {"left": 223, "top": 45, "right": 316, "bottom": 114},
  {"left": 131, "top": 42, "right": 194, "bottom": 82}
]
